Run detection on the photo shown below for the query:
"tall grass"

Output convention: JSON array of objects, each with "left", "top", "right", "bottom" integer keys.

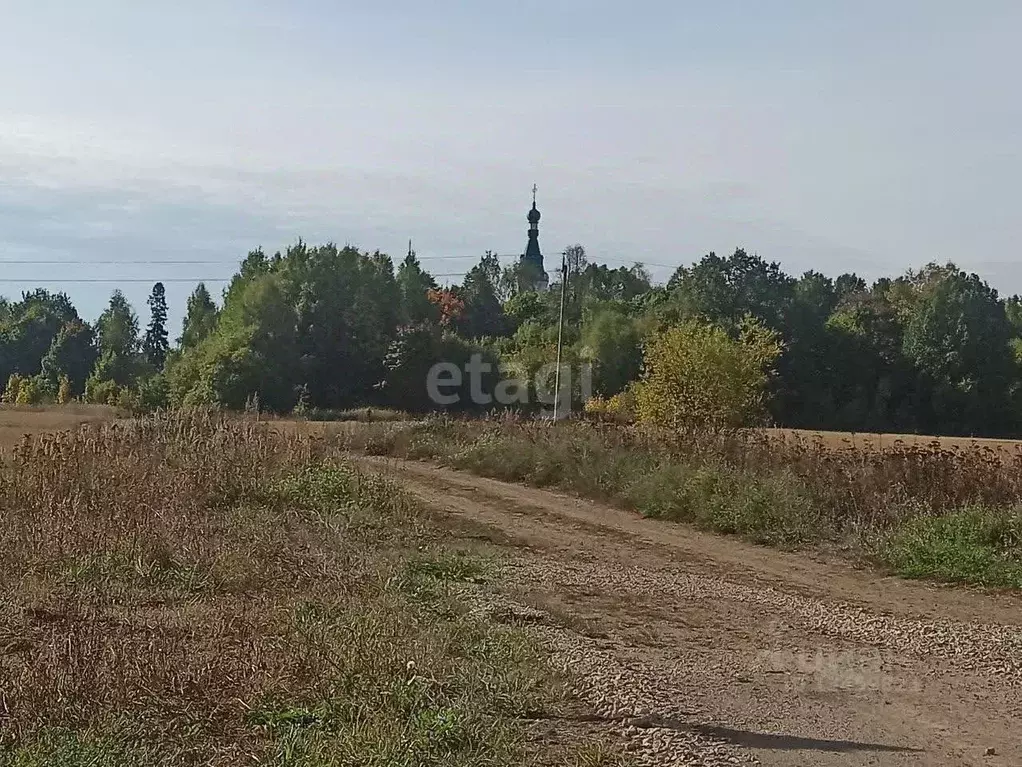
[
  {"left": 0, "top": 411, "right": 583, "bottom": 765},
  {"left": 338, "top": 417, "right": 1022, "bottom": 588}
]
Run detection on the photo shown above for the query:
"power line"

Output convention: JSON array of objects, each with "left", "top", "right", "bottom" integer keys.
[
  {"left": 0, "top": 280, "right": 233, "bottom": 286},
  {"left": 0, "top": 254, "right": 521, "bottom": 266},
  {"left": 0, "top": 254, "right": 680, "bottom": 269},
  {"left": 0, "top": 260, "right": 240, "bottom": 266}
]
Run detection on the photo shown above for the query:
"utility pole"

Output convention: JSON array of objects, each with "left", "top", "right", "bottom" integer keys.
[{"left": 552, "top": 249, "right": 568, "bottom": 421}]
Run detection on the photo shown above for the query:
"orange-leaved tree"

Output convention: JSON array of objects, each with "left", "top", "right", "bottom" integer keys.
[{"left": 426, "top": 288, "right": 465, "bottom": 328}]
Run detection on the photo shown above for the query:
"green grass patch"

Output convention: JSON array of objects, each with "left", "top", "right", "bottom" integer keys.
[
  {"left": 299, "top": 406, "right": 410, "bottom": 423},
  {"left": 881, "top": 507, "right": 1022, "bottom": 588},
  {"left": 0, "top": 727, "right": 165, "bottom": 767},
  {"left": 405, "top": 551, "right": 491, "bottom": 584}
]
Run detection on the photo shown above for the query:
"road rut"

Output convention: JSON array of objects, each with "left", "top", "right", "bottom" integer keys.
[{"left": 360, "top": 456, "right": 1022, "bottom": 766}]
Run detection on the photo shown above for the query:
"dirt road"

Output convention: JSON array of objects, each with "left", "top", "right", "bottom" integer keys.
[{"left": 359, "top": 457, "right": 1022, "bottom": 766}]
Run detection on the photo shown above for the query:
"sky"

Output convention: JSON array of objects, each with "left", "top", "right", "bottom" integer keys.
[{"left": 0, "top": 0, "right": 1019, "bottom": 330}]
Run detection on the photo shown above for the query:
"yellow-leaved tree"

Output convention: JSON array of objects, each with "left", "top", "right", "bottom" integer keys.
[
  {"left": 632, "top": 317, "right": 782, "bottom": 430},
  {"left": 56, "top": 374, "right": 73, "bottom": 405},
  {"left": 3, "top": 374, "right": 23, "bottom": 404}
]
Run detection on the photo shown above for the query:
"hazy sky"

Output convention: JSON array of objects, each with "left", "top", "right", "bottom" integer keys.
[{"left": 0, "top": 1, "right": 1019, "bottom": 328}]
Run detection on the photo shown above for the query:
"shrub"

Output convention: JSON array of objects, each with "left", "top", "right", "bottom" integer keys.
[
  {"left": 136, "top": 374, "right": 170, "bottom": 413},
  {"left": 116, "top": 386, "right": 140, "bottom": 412},
  {"left": 632, "top": 317, "right": 781, "bottom": 430},
  {"left": 85, "top": 376, "right": 120, "bottom": 405},
  {"left": 4, "top": 374, "right": 23, "bottom": 403},
  {"left": 15, "top": 376, "right": 44, "bottom": 405},
  {"left": 583, "top": 391, "right": 636, "bottom": 423},
  {"left": 56, "top": 374, "right": 73, "bottom": 404}
]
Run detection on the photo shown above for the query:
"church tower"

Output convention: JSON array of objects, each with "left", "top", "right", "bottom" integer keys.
[{"left": 522, "top": 185, "right": 549, "bottom": 290}]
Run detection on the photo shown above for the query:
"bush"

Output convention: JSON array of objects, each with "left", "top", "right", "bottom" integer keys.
[
  {"left": 584, "top": 392, "right": 635, "bottom": 423},
  {"left": 15, "top": 376, "right": 45, "bottom": 405},
  {"left": 632, "top": 318, "right": 781, "bottom": 430},
  {"left": 4, "top": 374, "right": 23, "bottom": 403},
  {"left": 56, "top": 374, "right": 73, "bottom": 404},
  {"left": 85, "top": 376, "right": 120, "bottom": 405},
  {"left": 136, "top": 374, "right": 170, "bottom": 413},
  {"left": 116, "top": 387, "right": 140, "bottom": 412}
]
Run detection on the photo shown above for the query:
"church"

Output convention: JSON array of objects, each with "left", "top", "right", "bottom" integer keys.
[{"left": 520, "top": 185, "right": 550, "bottom": 292}]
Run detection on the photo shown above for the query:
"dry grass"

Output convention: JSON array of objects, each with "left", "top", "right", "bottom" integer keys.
[
  {"left": 0, "top": 404, "right": 122, "bottom": 450},
  {"left": 0, "top": 411, "right": 603, "bottom": 766},
  {"left": 765, "top": 426, "right": 1022, "bottom": 457}
]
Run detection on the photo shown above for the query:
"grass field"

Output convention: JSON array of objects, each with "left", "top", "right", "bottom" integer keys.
[
  {"left": 0, "top": 404, "right": 123, "bottom": 449},
  {"left": 0, "top": 411, "right": 621, "bottom": 766},
  {"left": 5, "top": 402, "right": 1022, "bottom": 455},
  {"left": 765, "top": 426, "right": 1022, "bottom": 456}
]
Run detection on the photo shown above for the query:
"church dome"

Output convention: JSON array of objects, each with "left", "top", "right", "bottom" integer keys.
[{"left": 528, "top": 203, "right": 541, "bottom": 224}]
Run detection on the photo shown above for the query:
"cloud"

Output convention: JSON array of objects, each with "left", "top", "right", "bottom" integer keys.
[{"left": 1, "top": 0, "right": 1021, "bottom": 322}]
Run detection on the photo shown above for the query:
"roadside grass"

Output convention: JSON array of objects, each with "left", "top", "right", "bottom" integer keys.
[
  {"left": 336, "top": 417, "right": 1022, "bottom": 589},
  {"left": 880, "top": 507, "right": 1022, "bottom": 589},
  {"left": 0, "top": 412, "right": 610, "bottom": 766}
]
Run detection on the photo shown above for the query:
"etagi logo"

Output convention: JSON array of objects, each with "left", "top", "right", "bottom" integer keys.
[{"left": 425, "top": 354, "right": 592, "bottom": 418}]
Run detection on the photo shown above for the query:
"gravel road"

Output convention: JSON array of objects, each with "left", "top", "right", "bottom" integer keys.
[{"left": 359, "top": 456, "right": 1022, "bottom": 767}]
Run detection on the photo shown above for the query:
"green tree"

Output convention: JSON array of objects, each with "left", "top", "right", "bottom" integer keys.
[
  {"left": 143, "top": 282, "right": 169, "bottom": 368},
  {"left": 40, "top": 320, "right": 98, "bottom": 396},
  {"left": 773, "top": 271, "right": 839, "bottom": 426},
  {"left": 169, "top": 272, "right": 301, "bottom": 410},
  {"left": 0, "top": 289, "right": 80, "bottom": 385},
  {"left": 459, "top": 255, "right": 506, "bottom": 338},
  {"left": 576, "top": 262, "right": 652, "bottom": 303},
  {"left": 824, "top": 292, "right": 912, "bottom": 431},
  {"left": 96, "top": 290, "right": 140, "bottom": 360},
  {"left": 667, "top": 248, "right": 794, "bottom": 333},
  {"left": 382, "top": 326, "right": 502, "bottom": 413},
  {"left": 396, "top": 249, "right": 438, "bottom": 325},
  {"left": 902, "top": 265, "right": 1017, "bottom": 435},
  {"left": 179, "top": 283, "right": 219, "bottom": 350},
  {"left": 580, "top": 302, "right": 642, "bottom": 397},
  {"left": 170, "top": 243, "right": 400, "bottom": 411},
  {"left": 834, "top": 273, "right": 867, "bottom": 303},
  {"left": 504, "top": 292, "right": 547, "bottom": 330},
  {"left": 92, "top": 290, "right": 144, "bottom": 388},
  {"left": 289, "top": 244, "right": 400, "bottom": 407},
  {"left": 382, "top": 323, "right": 442, "bottom": 411}
]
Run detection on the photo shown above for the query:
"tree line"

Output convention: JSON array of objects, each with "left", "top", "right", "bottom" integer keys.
[{"left": 4, "top": 240, "right": 1022, "bottom": 437}]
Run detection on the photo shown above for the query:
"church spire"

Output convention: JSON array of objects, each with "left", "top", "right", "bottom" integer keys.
[
  {"left": 523, "top": 184, "right": 548, "bottom": 290},
  {"left": 525, "top": 185, "right": 542, "bottom": 261}
]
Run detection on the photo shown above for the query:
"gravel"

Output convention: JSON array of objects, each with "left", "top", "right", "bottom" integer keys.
[
  {"left": 461, "top": 543, "right": 1022, "bottom": 765},
  {"left": 510, "top": 556, "right": 1022, "bottom": 685},
  {"left": 467, "top": 587, "right": 760, "bottom": 766}
]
